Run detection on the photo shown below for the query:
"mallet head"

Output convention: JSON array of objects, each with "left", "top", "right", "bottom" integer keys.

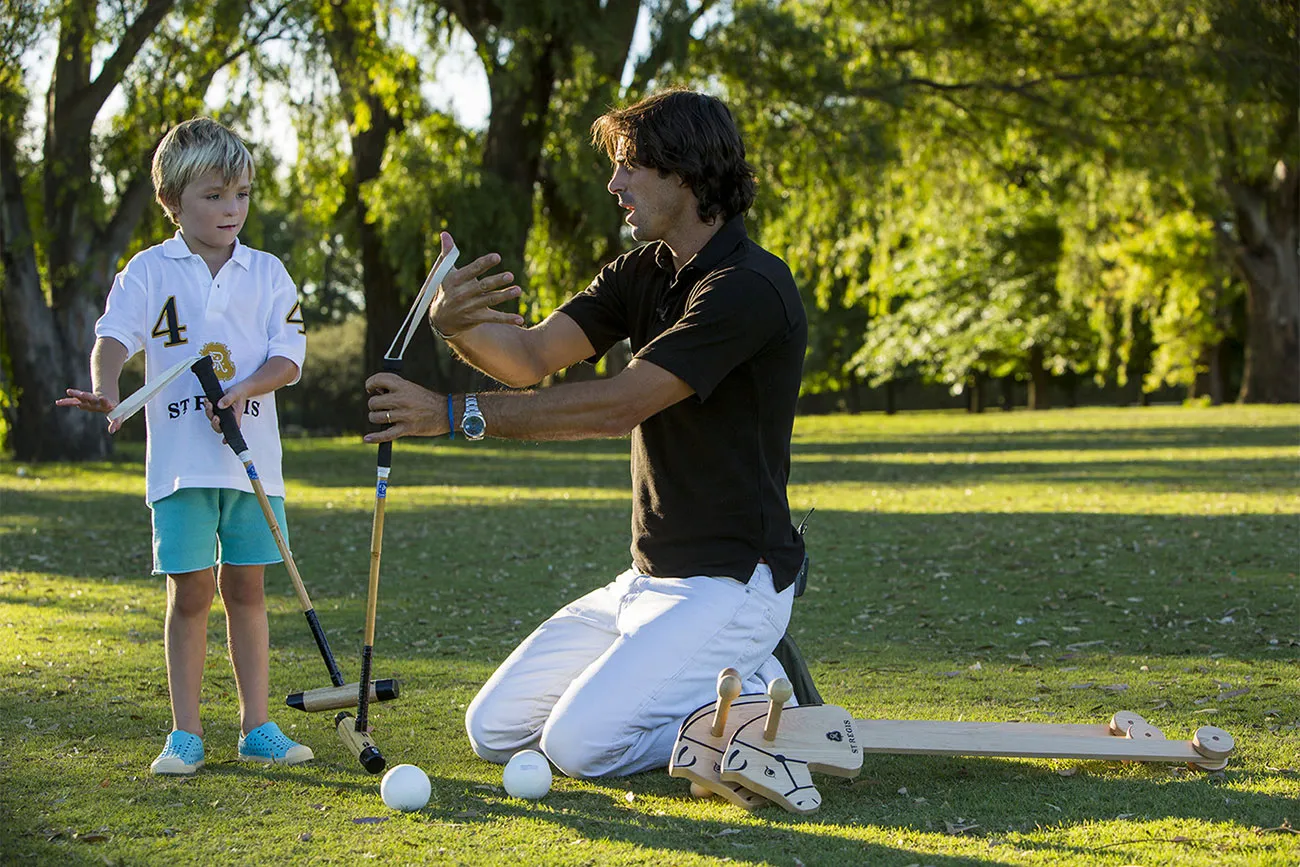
[
  {"left": 334, "top": 711, "right": 387, "bottom": 774},
  {"left": 286, "top": 679, "right": 401, "bottom": 712}
]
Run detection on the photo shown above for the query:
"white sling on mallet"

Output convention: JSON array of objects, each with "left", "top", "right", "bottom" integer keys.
[{"left": 106, "top": 351, "right": 204, "bottom": 425}]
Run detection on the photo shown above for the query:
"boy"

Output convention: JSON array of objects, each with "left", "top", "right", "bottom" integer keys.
[{"left": 58, "top": 117, "right": 311, "bottom": 774}]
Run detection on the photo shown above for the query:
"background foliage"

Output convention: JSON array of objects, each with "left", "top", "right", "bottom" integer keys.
[{"left": 1, "top": 0, "right": 1296, "bottom": 455}]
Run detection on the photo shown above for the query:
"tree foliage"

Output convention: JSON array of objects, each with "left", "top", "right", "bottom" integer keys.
[{"left": 4, "top": 0, "right": 1295, "bottom": 458}]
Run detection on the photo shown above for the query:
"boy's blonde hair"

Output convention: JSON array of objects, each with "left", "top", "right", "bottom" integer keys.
[{"left": 151, "top": 118, "right": 255, "bottom": 224}]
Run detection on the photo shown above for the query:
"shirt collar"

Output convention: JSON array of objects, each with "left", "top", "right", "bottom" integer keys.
[
  {"left": 652, "top": 214, "right": 748, "bottom": 277},
  {"left": 161, "top": 230, "right": 251, "bottom": 270}
]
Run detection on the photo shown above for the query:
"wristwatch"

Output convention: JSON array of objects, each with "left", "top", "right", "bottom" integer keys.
[{"left": 461, "top": 393, "right": 486, "bottom": 440}]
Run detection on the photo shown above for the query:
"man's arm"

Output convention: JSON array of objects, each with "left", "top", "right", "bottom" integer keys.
[
  {"left": 445, "top": 311, "right": 596, "bottom": 388},
  {"left": 364, "top": 358, "right": 693, "bottom": 443},
  {"left": 426, "top": 231, "right": 595, "bottom": 386}
]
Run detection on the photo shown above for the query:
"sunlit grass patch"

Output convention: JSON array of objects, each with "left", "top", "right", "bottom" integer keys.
[{"left": 1, "top": 405, "right": 1297, "bottom": 866}]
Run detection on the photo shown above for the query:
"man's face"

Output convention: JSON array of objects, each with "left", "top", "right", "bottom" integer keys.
[
  {"left": 607, "top": 139, "right": 697, "bottom": 243},
  {"left": 175, "top": 166, "right": 250, "bottom": 256}
]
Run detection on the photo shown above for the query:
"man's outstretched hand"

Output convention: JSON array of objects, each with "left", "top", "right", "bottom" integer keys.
[{"left": 428, "top": 231, "right": 524, "bottom": 339}]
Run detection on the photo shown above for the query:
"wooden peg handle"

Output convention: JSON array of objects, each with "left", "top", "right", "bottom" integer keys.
[
  {"left": 763, "top": 677, "right": 793, "bottom": 741},
  {"left": 711, "top": 673, "right": 743, "bottom": 737}
]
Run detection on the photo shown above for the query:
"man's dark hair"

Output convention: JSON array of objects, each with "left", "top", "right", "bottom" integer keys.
[{"left": 591, "top": 88, "right": 757, "bottom": 224}]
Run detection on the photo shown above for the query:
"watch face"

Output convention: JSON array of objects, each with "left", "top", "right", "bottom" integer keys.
[{"left": 463, "top": 414, "right": 486, "bottom": 439}]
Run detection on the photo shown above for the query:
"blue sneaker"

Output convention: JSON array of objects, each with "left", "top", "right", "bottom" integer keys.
[
  {"left": 238, "top": 721, "right": 314, "bottom": 765},
  {"left": 151, "top": 730, "right": 205, "bottom": 775}
]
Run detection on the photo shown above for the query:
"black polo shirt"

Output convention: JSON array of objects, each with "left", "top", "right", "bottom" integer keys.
[{"left": 558, "top": 216, "right": 807, "bottom": 592}]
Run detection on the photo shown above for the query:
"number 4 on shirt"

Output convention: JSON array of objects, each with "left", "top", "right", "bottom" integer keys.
[
  {"left": 285, "top": 301, "right": 305, "bottom": 334},
  {"left": 151, "top": 296, "right": 188, "bottom": 346}
]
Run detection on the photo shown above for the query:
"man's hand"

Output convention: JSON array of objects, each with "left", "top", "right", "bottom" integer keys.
[
  {"left": 364, "top": 372, "right": 448, "bottom": 443},
  {"left": 56, "top": 389, "right": 123, "bottom": 433},
  {"left": 428, "top": 231, "right": 524, "bottom": 339}
]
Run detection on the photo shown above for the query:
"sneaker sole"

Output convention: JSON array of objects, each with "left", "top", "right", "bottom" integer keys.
[
  {"left": 237, "top": 746, "right": 314, "bottom": 766},
  {"left": 151, "top": 757, "right": 204, "bottom": 775}
]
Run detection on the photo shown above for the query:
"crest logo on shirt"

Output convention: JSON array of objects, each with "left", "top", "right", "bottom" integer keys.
[{"left": 200, "top": 342, "right": 236, "bottom": 382}]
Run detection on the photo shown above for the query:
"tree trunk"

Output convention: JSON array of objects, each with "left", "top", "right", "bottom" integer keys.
[
  {"left": 1, "top": 140, "right": 111, "bottom": 459},
  {"left": 966, "top": 374, "right": 985, "bottom": 413},
  {"left": 1027, "top": 346, "right": 1050, "bottom": 410},
  {"left": 481, "top": 42, "right": 563, "bottom": 277},
  {"left": 1224, "top": 161, "right": 1299, "bottom": 403},
  {"left": 1000, "top": 375, "right": 1015, "bottom": 410}
]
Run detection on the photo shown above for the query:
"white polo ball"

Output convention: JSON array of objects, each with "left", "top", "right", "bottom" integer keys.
[
  {"left": 502, "top": 749, "right": 552, "bottom": 800},
  {"left": 381, "top": 763, "right": 431, "bottom": 811}
]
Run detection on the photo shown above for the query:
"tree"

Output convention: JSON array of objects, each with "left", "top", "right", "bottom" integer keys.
[{"left": 1, "top": 0, "right": 292, "bottom": 460}]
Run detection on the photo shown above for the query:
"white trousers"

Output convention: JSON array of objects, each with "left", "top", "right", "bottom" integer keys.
[{"left": 464, "top": 563, "right": 794, "bottom": 778}]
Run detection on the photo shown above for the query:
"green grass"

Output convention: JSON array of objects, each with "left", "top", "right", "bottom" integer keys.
[{"left": 2, "top": 405, "right": 1297, "bottom": 866}]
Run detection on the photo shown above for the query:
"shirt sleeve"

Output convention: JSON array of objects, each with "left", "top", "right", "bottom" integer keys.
[
  {"left": 94, "top": 264, "right": 148, "bottom": 359},
  {"left": 637, "top": 269, "right": 792, "bottom": 401},
  {"left": 264, "top": 257, "right": 307, "bottom": 385},
  {"left": 557, "top": 257, "right": 631, "bottom": 361}
]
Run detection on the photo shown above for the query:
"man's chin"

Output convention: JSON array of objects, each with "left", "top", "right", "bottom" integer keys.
[{"left": 628, "top": 224, "right": 656, "bottom": 242}]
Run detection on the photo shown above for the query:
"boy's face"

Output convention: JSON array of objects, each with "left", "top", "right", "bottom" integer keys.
[{"left": 175, "top": 166, "right": 250, "bottom": 255}]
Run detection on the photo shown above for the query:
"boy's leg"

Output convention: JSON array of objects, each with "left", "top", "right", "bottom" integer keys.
[
  {"left": 165, "top": 568, "right": 217, "bottom": 736},
  {"left": 215, "top": 489, "right": 312, "bottom": 764},
  {"left": 539, "top": 564, "right": 793, "bottom": 779},
  {"left": 217, "top": 563, "right": 269, "bottom": 735},
  {"left": 464, "top": 571, "right": 634, "bottom": 763}
]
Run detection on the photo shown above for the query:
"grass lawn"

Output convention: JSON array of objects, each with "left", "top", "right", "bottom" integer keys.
[{"left": 2, "top": 404, "right": 1297, "bottom": 866}]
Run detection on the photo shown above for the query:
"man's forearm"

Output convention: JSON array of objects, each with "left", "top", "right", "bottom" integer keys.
[
  {"left": 445, "top": 323, "right": 551, "bottom": 388},
  {"left": 455, "top": 378, "right": 640, "bottom": 441}
]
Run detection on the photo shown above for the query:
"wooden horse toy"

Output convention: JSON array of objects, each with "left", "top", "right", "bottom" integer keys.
[{"left": 672, "top": 667, "right": 1236, "bottom": 815}]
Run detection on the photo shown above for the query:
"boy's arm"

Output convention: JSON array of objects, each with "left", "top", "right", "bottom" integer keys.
[
  {"left": 56, "top": 337, "right": 132, "bottom": 432},
  {"left": 202, "top": 355, "right": 299, "bottom": 436}
]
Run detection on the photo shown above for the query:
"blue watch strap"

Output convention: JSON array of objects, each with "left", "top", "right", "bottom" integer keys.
[{"left": 447, "top": 393, "right": 455, "bottom": 440}]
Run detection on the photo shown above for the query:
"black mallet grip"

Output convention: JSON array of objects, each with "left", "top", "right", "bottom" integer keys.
[{"left": 192, "top": 355, "right": 249, "bottom": 454}]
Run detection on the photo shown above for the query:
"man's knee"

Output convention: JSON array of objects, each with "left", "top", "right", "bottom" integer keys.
[
  {"left": 465, "top": 688, "right": 534, "bottom": 765},
  {"left": 538, "top": 714, "right": 610, "bottom": 779}
]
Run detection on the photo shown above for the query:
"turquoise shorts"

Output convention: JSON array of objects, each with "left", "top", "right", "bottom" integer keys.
[{"left": 150, "top": 488, "right": 287, "bottom": 575}]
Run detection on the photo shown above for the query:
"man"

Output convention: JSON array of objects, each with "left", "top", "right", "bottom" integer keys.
[{"left": 364, "top": 88, "right": 807, "bottom": 778}]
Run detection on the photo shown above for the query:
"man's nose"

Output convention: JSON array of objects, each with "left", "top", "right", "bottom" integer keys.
[{"left": 607, "top": 166, "right": 627, "bottom": 194}]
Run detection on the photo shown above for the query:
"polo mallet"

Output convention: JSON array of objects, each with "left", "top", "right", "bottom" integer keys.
[
  {"left": 335, "top": 243, "right": 460, "bottom": 775},
  {"left": 189, "top": 355, "right": 398, "bottom": 713}
]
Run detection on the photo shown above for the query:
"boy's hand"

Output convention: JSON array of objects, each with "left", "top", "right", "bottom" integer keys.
[
  {"left": 427, "top": 231, "right": 524, "bottom": 339},
  {"left": 205, "top": 383, "right": 250, "bottom": 440},
  {"left": 56, "top": 389, "right": 123, "bottom": 434}
]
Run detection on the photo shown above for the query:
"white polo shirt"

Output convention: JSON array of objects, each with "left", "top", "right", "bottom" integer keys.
[{"left": 96, "top": 232, "right": 307, "bottom": 504}]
